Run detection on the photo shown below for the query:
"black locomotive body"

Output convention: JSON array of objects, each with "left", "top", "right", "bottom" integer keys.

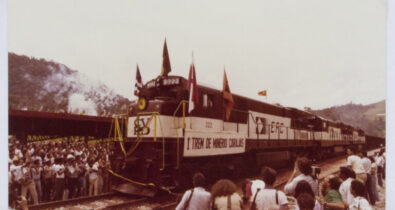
[{"left": 113, "top": 75, "right": 368, "bottom": 192}]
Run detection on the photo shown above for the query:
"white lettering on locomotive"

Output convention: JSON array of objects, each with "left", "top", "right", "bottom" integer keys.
[
  {"left": 183, "top": 130, "right": 246, "bottom": 157},
  {"left": 248, "top": 111, "right": 291, "bottom": 140}
]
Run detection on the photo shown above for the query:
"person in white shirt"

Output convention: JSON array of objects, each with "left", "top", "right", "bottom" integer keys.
[
  {"left": 10, "top": 159, "right": 23, "bottom": 196},
  {"left": 211, "top": 179, "right": 243, "bottom": 210},
  {"left": 242, "top": 178, "right": 266, "bottom": 205},
  {"left": 284, "top": 157, "right": 318, "bottom": 196},
  {"left": 339, "top": 167, "right": 356, "bottom": 206},
  {"left": 360, "top": 152, "right": 375, "bottom": 205},
  {"left": 10, "top": 159, "right": 23, "bottom": 184},
  {"left": 348, "top": 180, "right": 373, "bottom": 210},
  {"left": 361, "top": 152, "right": 371, "bottom": 174},
  {"left": 346, "top": 148, "right": 366, "bottom": 183},
  {"left": 53, "top": 158, "right": 65, "bottom": 200},
  {"left": 88, "top": 160, "right": 99, "bottom": 196},
  {"left": 250, "top": 180, "right": 265, "bottom": 201},
  {"left": 255, "top": 167, "right": 288, "bottom": 210},
  {"left": 21, "top": 162, "right": 39, "bottom": 204},
  {"left": 176, "top": 172, "right": 211, "bottom": 210},
  {"left": 14, "top": 146, "right": 23, "bottom": 159}
]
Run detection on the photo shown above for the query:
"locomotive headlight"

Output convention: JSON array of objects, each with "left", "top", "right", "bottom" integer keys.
[{"left": 137, "top": 97, "right": 148, "bottom": 110}]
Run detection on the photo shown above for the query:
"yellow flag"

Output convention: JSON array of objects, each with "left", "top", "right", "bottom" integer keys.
[{"left": 258, "top": 90, "right": 267, "bottom": 96}]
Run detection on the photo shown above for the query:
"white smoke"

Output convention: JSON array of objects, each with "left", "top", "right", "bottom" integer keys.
[{"left": 68, "top": 93, "right": 98, "bottom": 116}]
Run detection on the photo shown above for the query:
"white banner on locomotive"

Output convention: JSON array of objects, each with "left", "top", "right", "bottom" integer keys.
[{"left": 183, "top": 130, "right": 245, "bottom": 157}]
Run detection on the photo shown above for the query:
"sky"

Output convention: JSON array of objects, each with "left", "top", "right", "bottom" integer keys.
[{"left": 7, "top": 0, "right": 387, "bottom": 110}]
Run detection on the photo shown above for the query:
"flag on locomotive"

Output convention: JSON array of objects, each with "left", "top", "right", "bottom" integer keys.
[
  {"left": 161, "top": 39, "right": 172, "bottom": 77},
  {"left": 134, "top": 65, "right": 143, "bottom": 96},
  {"left": 258, "top": 90, "right": 267, "bottom": 96},
  {"left": 223, "top": 69, "right": 234, "bottom": 121},
  {"left": 187, "top": 63, "right": 199, "bottom": 113}
]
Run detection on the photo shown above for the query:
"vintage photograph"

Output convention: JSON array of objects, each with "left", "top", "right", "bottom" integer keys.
[{"left": 6, "top": 0, "right": 387, "bottom": 209}]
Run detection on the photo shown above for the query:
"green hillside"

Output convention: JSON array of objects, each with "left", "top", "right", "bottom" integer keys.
[{"left": 311, "top": 100, "right": 385, "bottom": 138}]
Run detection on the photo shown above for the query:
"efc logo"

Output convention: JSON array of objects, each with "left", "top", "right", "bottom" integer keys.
[
  {"left": 256, "top": 117, "right": 267, "bottom": 134},
  {"left": 134, "top": 117, "right": 150, "bottom": 135},
  {"left": 255, "top": 117, "right": 284, "bottom": 134}
]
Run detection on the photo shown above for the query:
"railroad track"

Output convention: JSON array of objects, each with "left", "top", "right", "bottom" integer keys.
[{"left": 28, "top": 192, "right": 142, "bottom": 210}]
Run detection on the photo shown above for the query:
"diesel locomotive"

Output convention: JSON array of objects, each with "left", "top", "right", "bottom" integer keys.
[
  {"left": 107, "top": 41, "right": 379, "bottom": 196},
  {"left": 111, "top": 73, "right": 367, "bottom": 194}
]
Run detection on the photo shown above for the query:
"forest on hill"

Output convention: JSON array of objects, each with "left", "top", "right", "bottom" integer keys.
[{"left": 8, "top": 52, "right": 130, "bottom": 116}]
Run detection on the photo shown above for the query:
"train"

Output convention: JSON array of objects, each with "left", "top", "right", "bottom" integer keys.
[{"left": 110, "top": 50, "right": 384, "bottom": 196}]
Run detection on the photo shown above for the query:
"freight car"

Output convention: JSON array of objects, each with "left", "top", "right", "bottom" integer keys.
[{"left": 110, "top": 74, "right": 371, "bottom": 194}]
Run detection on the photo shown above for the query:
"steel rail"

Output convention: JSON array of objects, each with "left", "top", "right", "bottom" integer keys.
[{"left": 28, "top": 192, "right": 119, "bottom": 210}]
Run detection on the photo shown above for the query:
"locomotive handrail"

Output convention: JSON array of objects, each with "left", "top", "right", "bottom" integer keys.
[
  {"left": 134, "top": 111, "right": 167, "bottom": 170},
  {"left": 172, "top": 100, "right": 188, "bottom": 169},
  {"left": 108, "top": 116, "right": 127, "bottom": 157},
  {"left": 173, "top": 100, "right": 188, "bottom": 129}
]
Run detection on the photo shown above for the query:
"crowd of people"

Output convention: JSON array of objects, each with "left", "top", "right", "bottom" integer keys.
[
  {"left": 8, "top": 137, "right": 114, "bottom": 208},
  {"left": 8, "top": 136, "right": 385, "bottom": 210},
  {"left": 176, "top": 146, "right": 386, "bottom": 210}
]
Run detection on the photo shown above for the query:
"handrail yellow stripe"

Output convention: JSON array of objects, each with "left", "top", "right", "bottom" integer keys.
[
  {"left": 115, "top": 117, "right": 127, "bottom": 157},
  {"left": 172, "top": 100, "right": 188, "bottom": 169}
]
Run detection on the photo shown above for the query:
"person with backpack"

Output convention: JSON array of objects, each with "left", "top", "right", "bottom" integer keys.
[
  {"left": 175, "top": 172, "right": 211, "bottom": 210},
  {"left": 210, "top": 179, "right": 242, "bottom": 210},
  {"left": 255, "top": 167, "right": 289, "bottom": 210}
]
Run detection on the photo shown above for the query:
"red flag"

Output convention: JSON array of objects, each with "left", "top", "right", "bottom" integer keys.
[
  {"left": 134, "top": 65, "right": 143, "bottom": 96},
  {"left": 223, "top": 70, "right": 234, "bottom": 121},
  {"left": 187, "top": 63, "right": 199, "bottom": 113},
  {"left": 160, "top": 39, "right": 171, "bottom": 76}
]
